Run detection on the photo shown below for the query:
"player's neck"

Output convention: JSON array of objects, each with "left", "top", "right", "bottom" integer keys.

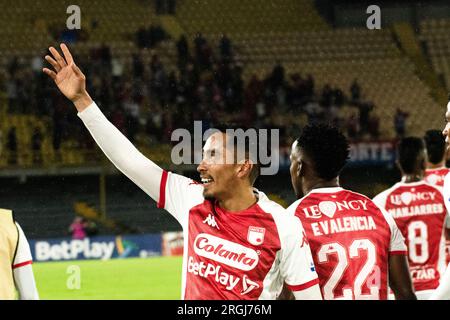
[
  {"left": 426, "top": 161, "right": 446, "bottom": 170},
  {"left": 218, "top": 187, "right": 257, "bottom": 212},
  {"left": 304, "top": 178, "right": 340, "bottom": 195},
  {"left": 401, "top": 174, "right": 422, "bottom": 183}
]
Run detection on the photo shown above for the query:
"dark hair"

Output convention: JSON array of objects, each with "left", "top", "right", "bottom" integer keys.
[
  {"left": 424, "top": 129, "right": 446, "bottom": 164},
  {"left": 212, "top": 125, "right": 261, "bottom": 185},
  {"left": 397, "top": 137, "right": 425, "bottom": 174},
  {"left": 295, "top": 124, "right": 350, "bottom": 180}
]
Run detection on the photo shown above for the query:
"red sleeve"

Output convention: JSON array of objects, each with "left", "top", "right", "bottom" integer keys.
[{"left": 157, "top": 170, "right": 168, "bottom": 209}]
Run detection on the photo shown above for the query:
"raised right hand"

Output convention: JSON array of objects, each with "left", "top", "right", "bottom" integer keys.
[{"left": 43, "top": 43, "right": 93, "bottom": 112}]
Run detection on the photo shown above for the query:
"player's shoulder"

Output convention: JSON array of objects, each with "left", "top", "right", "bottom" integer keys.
[
  {"left": 372, "top": 183, "right": 400, "bottom": 204},
  {"left": 256, "top": 190, "right": 287, "bottom": 216},
  {"left": 444, "top": 171, "right": 450, "bottom": 187},
  {"left": 257, "top": 191, "right": 303, "bottom": 234},
  {"left": 421, "top": 180, "right": 444, "bottom": 193}
]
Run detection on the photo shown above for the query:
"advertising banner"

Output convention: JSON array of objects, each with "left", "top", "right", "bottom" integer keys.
[
  {"left": 30, "top": 234, "right": 162, "bottom": 262},
  {"left": 162, "top": 231, "right": 184, "bottom": 256}
]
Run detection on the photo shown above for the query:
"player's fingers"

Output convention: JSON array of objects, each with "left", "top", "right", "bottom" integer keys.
[
  {"left": 60, "top": 43, "right": 74, "bottom": 65},
  {"left": 45, "top": 55, "right": 61, "bottom": 72},
  {"left": 49, "top": 46, "right": 67, "bottom": 68},
  {"left": 71, "top": 63, "right": 84, "bottom": 79},
  {"left": 42, "top": 68, "right": 57, "bottom": 81}
]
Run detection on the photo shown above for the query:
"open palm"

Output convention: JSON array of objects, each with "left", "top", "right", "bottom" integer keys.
[{"left": 43, "top": 44, "right": 86, "bottom": 102}]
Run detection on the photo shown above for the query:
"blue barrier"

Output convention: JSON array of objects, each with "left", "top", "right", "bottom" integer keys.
[{"left": 29, "top": 234, "right": 162, "bottom": 262}]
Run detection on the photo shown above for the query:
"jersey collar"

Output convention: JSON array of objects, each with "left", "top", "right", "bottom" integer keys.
[{"left": 308, "top": 186, "right": 344, "bottom": 194}]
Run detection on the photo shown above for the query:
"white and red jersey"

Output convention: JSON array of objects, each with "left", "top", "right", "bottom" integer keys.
[
  {"left": 287, "top": 187, "right": 407, "bottom": 300},
  {"left": 373, "top": 181, "right": 448, "bottom": 292},
  {"left": 158, "top": 170, "right": 319, "bottom": 300},
  {"left": 442, "top": 174, "right": 450, "bottom": 266},
  {"left": 424, "top": 167, "right": 450, "bottom": 187}
]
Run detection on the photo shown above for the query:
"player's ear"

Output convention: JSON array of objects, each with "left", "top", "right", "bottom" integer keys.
[
  {"left": 236, "top": 159, "right": 252, "bottom": 179},
  {"left": 297, "top": 159, "right": 304, "bottom": 178}
]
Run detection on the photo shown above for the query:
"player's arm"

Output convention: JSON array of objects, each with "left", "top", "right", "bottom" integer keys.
[
  {"left": 388, "top": 254, "right": 416, "bottom": 300},
  {"left": 43, "top": 44, "right": 163, "bottom": 202},
  {"left": 384, "top": 211, "right": 416, "bottom": 300},
  {"left": 279, "top": 215, "right": 322, "bottom": 300},
  {"left": 13, "top": 223, "right": 39, "bottom": 300}
]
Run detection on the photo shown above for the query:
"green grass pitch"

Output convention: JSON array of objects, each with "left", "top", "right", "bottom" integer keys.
[{"left": 33, "top": 256, "right": 183, "bottom": 299}]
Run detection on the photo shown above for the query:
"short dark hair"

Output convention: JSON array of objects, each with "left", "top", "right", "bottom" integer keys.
[
  {"left": 214, "top": 125, "right": 261, "bottom": 185},
  {"left": 424, "top": 129, "right": 445, "bottom": 164},
  {"left": 295, "top": 124, "right": 350, "bottom": 180},
  {"left": 397, "top": 137, "right": 425, "bottom": 174}
]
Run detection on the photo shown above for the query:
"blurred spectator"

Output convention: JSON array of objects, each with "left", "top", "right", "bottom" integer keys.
[
  {"left": 350, "top": 78, "right": 361, "bottom": 102},
  {"left": 219, "top": 34, "right": 233, "bottom": 62},
  {"left": 176, "top": 35, "right": 189, "bottom": 70},
  {"left": 394, "top": 108, "right": 409, "bottom": 138},
  {"left": 6, "top": 78, "right": 18, "bottom": 113},
  {"left": 69, "top": 217, "right": 87, "bottom": 240},
  {"left": 135, "top": 24, "right": 168, "bottom": 48},
  {"left": 320, "top": 84, "right": 333, "bottom": 108},
  {"left": 85, "top": 220, "right": 99, "bottom": 237},
  {"left": 368, "top": 114, "right": 380, "bottom": 139},
  {"left": 7, "top": 127, "right": 17, "bottom": 165},
  {"left": 269, "top": 62, "right": 285, "bottom": 91},
  {"left": 31, "top": 127, "right": 43, "bottom": 164},
  {"left": 347, "top": 113, "right": 360, "bottom": 139},
  {"left": 358, "top": 102, "right": 374, "bottom": 136}
]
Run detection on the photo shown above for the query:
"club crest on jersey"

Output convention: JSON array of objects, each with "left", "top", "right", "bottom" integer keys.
[{"left": 247, "top": 226, "right": 265, "bottom": 246}]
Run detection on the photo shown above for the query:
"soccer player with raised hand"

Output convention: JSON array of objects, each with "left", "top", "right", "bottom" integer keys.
[
  {"left": 43, "top": 44, "right": 322, "bottom": 300},
  {"left": 286, "top": 124, "right": 416, "bottom": 300}
]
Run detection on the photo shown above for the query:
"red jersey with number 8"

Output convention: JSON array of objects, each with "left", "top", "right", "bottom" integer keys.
[
  {"left": 288, "top": 187, "right": 407, "bottom": 300},
  {"left": 373, "top": 181, "right": 448, "bottom": 292}
]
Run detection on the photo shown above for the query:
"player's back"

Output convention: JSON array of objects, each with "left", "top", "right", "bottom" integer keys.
[
  {"left": 424, "top": 167, "right": 450, "bottom": 187},
  {"left": 288, "top": 187, "right": 405, "bottom": 300},
  {"left": 373, "top": 181, "right": 447, "bottom": 294}
]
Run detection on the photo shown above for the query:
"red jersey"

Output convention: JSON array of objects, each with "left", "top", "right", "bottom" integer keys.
[
  {"left": 373, "top": 181, "right": 448, "bottom": 292},
  {"left": 424, "top": 167, "right": 450, "bottom": 187},
  {"left": 288, "top": 187, "right": 406, "bottom": 300},
  {"left": 158, "top": 171, "right": 319, "bottom": 300},
  {"left": 426, "top": 168, "right": 450, "bottom": 266}
]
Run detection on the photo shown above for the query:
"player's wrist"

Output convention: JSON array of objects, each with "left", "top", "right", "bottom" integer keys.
[{"left": 73, "top": 91, "right": 93, "bottom": 112}]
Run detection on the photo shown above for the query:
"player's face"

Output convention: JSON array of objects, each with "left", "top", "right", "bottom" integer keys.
[
  {"left": 289, "top": 141, "right": 303, "bottom": 199},
  {"left": 197, "top": 132, "right": 238, "bottom": 200},
  {"left": 442, "top": 101, "right": 450, "bottom": 149}
]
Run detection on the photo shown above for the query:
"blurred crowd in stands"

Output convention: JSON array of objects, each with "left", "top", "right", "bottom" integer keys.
[{"left": 0, "top": 26, "right": 409, "bottom": 165}]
